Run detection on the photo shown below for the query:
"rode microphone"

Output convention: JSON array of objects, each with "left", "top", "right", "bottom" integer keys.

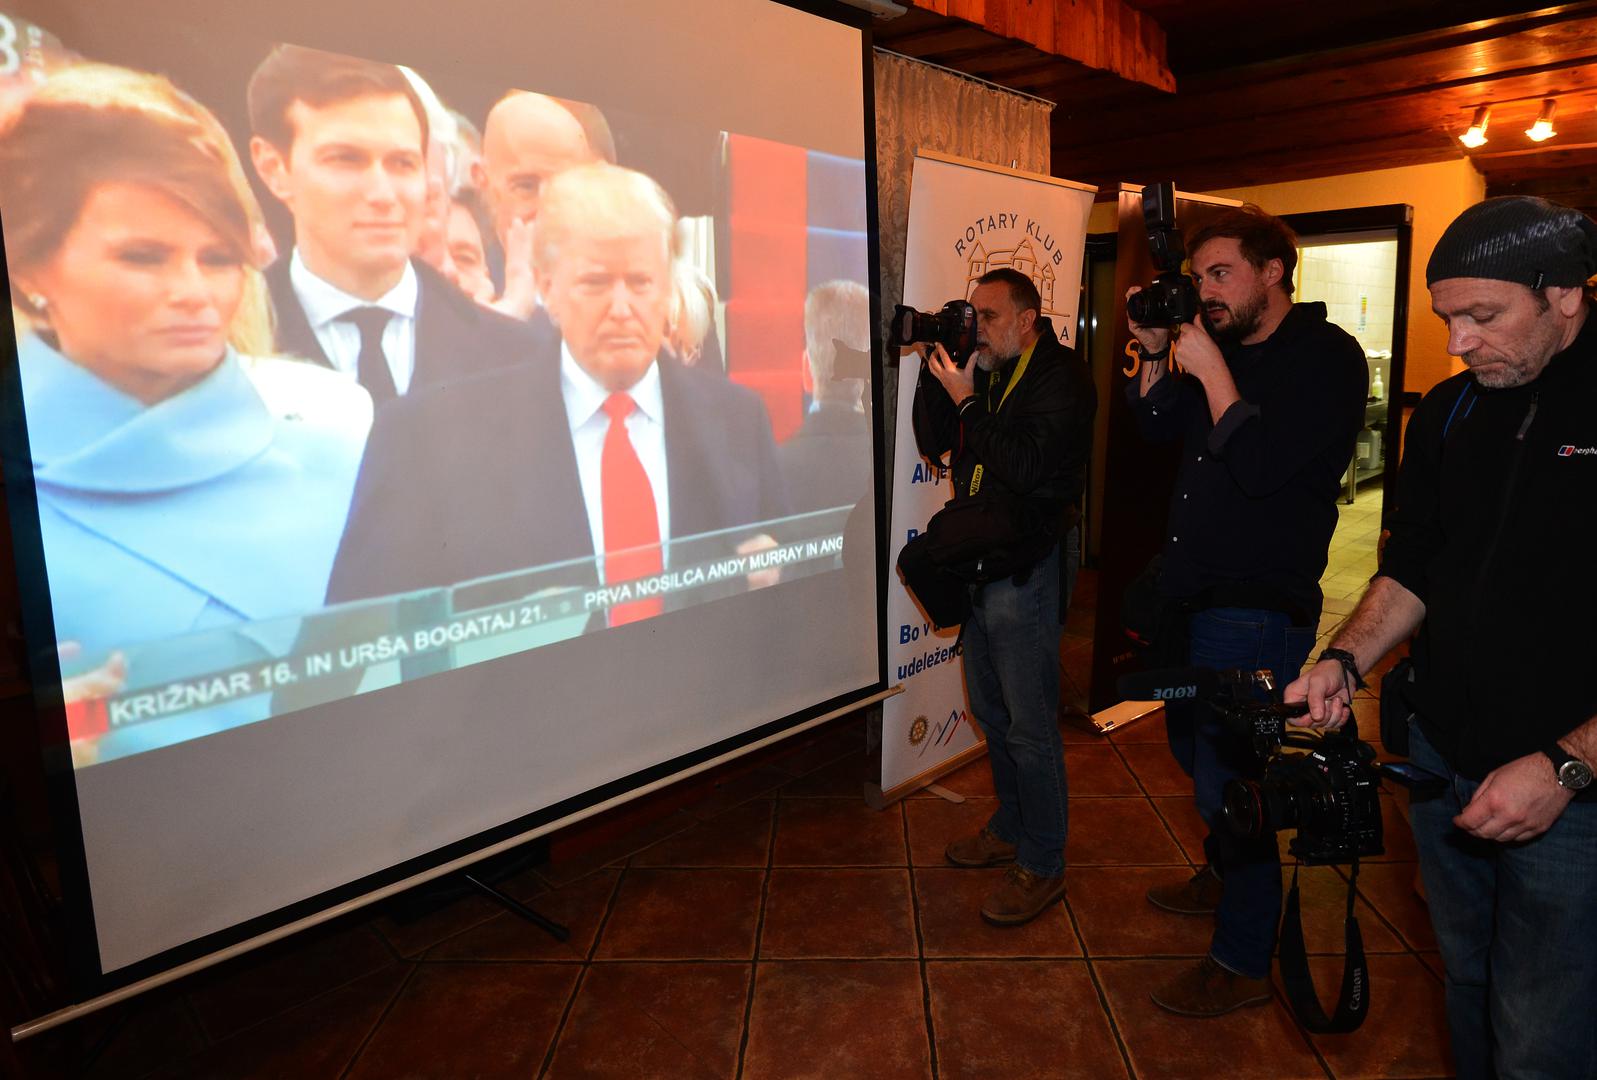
[{"left": 1115, "top": 666, "right": 1224, "bottom": 703}]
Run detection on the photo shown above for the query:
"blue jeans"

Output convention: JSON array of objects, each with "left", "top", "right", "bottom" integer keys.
[
  {"left": 1165, "top": 607, "right": 1315, "bottom": 979},
  {"left": 1407, "top": 719, "right": 1597, "bottom": 1080},
  {"left": 963, "top": 546, "right": 1067, "bottom": 878},
  {"left": 1061, "top": 524, "right": 1081, "bottom": 615}
]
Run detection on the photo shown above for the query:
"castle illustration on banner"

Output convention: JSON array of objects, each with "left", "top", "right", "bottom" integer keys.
[{"left": 964, "top": 238, "right": 1059, "bottom": 319}]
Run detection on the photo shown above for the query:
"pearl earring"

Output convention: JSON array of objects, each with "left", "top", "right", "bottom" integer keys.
[{"left": 27, "top": 293, "right": 47, "bottom": 312}]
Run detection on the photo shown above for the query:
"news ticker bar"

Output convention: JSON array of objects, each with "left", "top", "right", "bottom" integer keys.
[{"left": 89, "top": 532, "right": 848, "bottom": 730}]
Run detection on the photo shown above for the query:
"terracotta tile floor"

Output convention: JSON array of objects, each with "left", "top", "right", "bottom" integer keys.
[{"left": 16, "top": 565, "right": 1455, "bottom": 1077}]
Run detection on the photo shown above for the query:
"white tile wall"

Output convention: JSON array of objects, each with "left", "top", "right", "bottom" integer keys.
[{"left": 1295, "top": 239, "right": 1399, "bottom": 399}]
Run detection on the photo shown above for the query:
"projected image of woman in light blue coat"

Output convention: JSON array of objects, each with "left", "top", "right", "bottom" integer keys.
[{"left": 0, "top": 64, "right": 372, "bottom": 765}]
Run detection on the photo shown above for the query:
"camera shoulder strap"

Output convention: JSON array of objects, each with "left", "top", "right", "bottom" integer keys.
[{"left": 1277, "top": 860, "right": 1370, "bottom": 1034}]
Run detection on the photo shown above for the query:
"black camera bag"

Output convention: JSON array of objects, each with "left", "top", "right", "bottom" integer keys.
[
  {"left": 1378, "top": 657, "right": 1417, "bottom": 757},
  {"left": 897, "top": 494, "right": 1057, "bottom": 629},
  {"left": 1119, "top": 554, "right": 1166, "bottom": 648}
]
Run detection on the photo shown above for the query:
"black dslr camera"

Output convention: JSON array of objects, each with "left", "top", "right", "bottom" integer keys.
[
  {"left": 1125, "top": 181, "right": 1201, "bottom": 328},
  {"left": 890, "top": 299, "right": 979, "bottom": 368},
  {"left": 1214, "top": 669, "right": 1442, "bottom": 865},
  {"left": 1118, "top": 665, "right": 1448, "bottom": 1035},
  {"left": 1221, "top": 699, "right": 1385, "bottom": 866}
]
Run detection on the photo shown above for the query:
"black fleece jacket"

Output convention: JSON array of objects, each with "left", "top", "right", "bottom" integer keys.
[
  {"left": 913, "top": 316, "right": 1096, "bottom": 522},
  {"left": 1381, "top": 305, "right": 1597, "bottom": 789},
  {"left": 1126, "top": 301, "right": 1367, "bottom": 624}
]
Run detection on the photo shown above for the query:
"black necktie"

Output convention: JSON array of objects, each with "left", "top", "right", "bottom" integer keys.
[{"left": 337, "top": 306, "right": 397, "bottom": 404}]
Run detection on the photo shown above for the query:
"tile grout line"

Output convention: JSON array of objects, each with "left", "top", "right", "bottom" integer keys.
[
  {"left": 1333, "top": 860, "right": 1430, "bottom": 956},
  {"left": 181, "top": 922, "right": 404, "bottom": 1050},
  {"left": 171, "top": 929, "right": 412, "bottom": 1070},
  {"left": 1064, "top": 746, "right": 1154, "bottom": 1080},
  {"left": 1058, "top": 880, "right": 1137, "bottom": 1078},
  {"left": 536, "top": 965, "right": 591, "bottom": 1080},
  {"left": 337, "top": 959, "right": 419, "bottom": 1080},
  {"left": 1105, "top": 729, "right": 1200, "bottom": 867},
  {"left": 537, "top": 868, "right": 627, "bottom": 1078},
  {"left": 733, "top": 796, "right": 780, "bottom": 1079},
  {"left": 901, "top": 802, "right": 940, "bottom": 1079},
  {"left": 1273, "top": 973, "right": 1337, "bottom": 1080}
]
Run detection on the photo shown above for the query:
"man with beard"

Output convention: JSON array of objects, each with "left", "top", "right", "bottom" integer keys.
[
  {"left": 1286, "top": 197, "right": 1597, "bottom": 1079},
  {"left": 1124, "top": 204, "right": 1366, "bottom": 1016},
  {"left": 914, "top": 268, "right": 1096, "bottom": 926}
]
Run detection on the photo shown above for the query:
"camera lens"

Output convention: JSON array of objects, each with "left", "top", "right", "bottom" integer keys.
[
  {"left": 1126, "top": 289, "right": 1153, "bottom": 325},
  {"left": 1222, "top": 779, "right": 1266, "bottom": 838}
]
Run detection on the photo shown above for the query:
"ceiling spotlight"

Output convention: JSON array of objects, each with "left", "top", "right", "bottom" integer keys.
[
  {"left": 1460, "top": 105, "right": 1490, "bottom": 148},
  {"left": 1526, "top": 98, "right": 1557, "bottom": 142}
]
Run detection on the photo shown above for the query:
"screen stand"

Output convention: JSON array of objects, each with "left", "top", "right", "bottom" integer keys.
[{"left": 459, "top": 872, "right": 569, "bottom": 942}]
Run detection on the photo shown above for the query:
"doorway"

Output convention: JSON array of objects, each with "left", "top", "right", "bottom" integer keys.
[{"left": 1284, "top": 205, "right": 1414, "bottom": 627}]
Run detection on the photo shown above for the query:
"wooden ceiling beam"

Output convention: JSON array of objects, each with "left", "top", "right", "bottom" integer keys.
[
  {"left": 1062, "top": 144, "right": 1466, "bottom": 197},
  {"left": 884, "top": 1, "right": 1597, "bottom": 197},
  {"left": 1487, "top": 164, "right": 1597, "bottom": 217},
  {"left": 1055, "top": 124, "right": 1468, "bottom": 185},
  {"left": 874, "top": 25, "right": 997, "bottom": 54},
  {"left": 1052, "top": 38, "right": 1597, "bottom": 151},
  {"left": 900, "top": 0, "right": 1176, "bottom": 91},
  {"left": 1182, "top": 2, "right": 1597, "bottom": 94}
]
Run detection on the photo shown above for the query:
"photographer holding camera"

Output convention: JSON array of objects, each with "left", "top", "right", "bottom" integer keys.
[
  {"left": 1287, "top": 196, "right": 1597, "bottom": 1080},
  {"left": 1124, "top": 204, "right": 1367, "bottom": 1016},
  {"left": 911, "top": 267, "right": 1096, "bottom": 926}
]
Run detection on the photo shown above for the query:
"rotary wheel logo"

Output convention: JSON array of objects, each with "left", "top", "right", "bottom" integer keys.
[{"left": 908, "top": 715, "right": 930, "bottom": 746}]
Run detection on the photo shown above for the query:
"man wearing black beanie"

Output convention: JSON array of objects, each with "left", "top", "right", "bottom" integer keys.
[{"left": 1287, "top": 196, "right": 1597, "bottom": 1080}]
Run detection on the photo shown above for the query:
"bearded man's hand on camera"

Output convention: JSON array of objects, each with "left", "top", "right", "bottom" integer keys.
[
  {"left": 1123, "top": 285, "right": 1172, "bottom": 354},
  {"left": 925, "top": 342, "right": 977, "bottom": 406}
]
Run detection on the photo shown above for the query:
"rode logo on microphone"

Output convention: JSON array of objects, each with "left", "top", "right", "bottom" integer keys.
[
  {"left": 1558, "top": 445, "right": 1597, "bottom": 456},
  {"left": 1153, "top": 685, "right": 1199, "bottom": 700}
]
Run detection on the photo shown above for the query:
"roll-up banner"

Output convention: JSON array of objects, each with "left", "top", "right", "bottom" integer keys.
[{"left": 876, "top": 152, "right": 1095, "bottom": 800}]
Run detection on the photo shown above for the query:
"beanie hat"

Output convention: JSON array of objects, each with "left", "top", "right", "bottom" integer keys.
[{"left": 1426, "top": 196, "right": 1597, "bottom": 288}]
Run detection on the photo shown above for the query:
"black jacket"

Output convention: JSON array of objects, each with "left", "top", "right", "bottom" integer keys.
[
  {"left": 1381, "top": 306, "right": 1597, "bottom": 789},
  {"left": 326, "top": 347, "right": 789, "bottom": 604},
  {"left": 264, "top": 256, "right": 541, "bottom": 398},
  {"left": 913, "top": 316, "right": 1096, "bottom": 518},
  {"left": 1126, "top": 301, "right": 1367, "bottom": 624}
]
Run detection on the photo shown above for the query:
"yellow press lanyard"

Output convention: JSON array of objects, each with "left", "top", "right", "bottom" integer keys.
[
  {"left": 988, "top": 340, "right": 1035, "bottom": 413},
  {"left": 967, "top": 341, "right": 1036, "bottom": 497}
]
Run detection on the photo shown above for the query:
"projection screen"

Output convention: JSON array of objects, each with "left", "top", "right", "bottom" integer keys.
[{"left": 0, "top": 0, "right": 883, "bottom": 987}]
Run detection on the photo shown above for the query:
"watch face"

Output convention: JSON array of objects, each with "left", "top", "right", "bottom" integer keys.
[{"left": 1559, "top": 760, "right": 1594, "bottom": 791}]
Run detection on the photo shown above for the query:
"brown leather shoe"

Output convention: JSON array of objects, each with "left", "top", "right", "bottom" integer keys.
[
  {"left": 945, "top": 827, "right": 1017, "bottom": 868},
  {"left": 1146, "top": 865, "right": 1223, "bottom": 915},
  {"left": 979, "top": 865, "right": 1066, "bottom": 926},
  {"left": 1150, "top": 956, "right": 1272, "bottom": 1017}
]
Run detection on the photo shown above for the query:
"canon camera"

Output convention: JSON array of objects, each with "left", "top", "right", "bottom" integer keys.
[
  {"left": 1125, "top": 181, "right": 1201, "bottom": 328},
  {"left": 890, "top": 299, "right": 979, "bottom": 368},
  {"left": 1214, "top": 671, "right": 1444, "bottom": 865}
]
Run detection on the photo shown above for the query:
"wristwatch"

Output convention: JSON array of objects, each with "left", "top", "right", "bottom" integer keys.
[{"left": 1543, "top": 744, "right": 1594, "bottom": 791}]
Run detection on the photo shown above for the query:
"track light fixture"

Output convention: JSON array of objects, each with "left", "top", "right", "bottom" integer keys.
[
  {"left": 1525, "top": 98, "right": 1557, "bottom": 142},
  {"left": 1460, "top": 105, "right": 1490, "bottom": 149}
]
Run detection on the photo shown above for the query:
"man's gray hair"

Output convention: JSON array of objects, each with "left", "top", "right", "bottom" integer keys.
[{"left": 804, "top": 279, "right": 871, "bottom": 387}]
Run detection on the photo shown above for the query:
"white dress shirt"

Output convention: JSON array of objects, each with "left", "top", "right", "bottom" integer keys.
[
  {"left": 289, "top": 250, "right": 419, "bottom": 395},
  {"left": 560, "top": 343, "right": 670, "bottom": 571}
]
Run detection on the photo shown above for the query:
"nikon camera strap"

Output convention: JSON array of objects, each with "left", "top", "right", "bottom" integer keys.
[{"left": 1277, "top": 860, "right": 1370, "bottom": 1033}]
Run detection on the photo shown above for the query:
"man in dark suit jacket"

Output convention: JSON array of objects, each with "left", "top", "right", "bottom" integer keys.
[
  {"left": 779, "top": 280, "right": 873, "bottom": 517},
  {"left": 326, "top": 162, "right": 789, "bottom": 625},
  {"left": 261, "top": 256, "right": 539, "bottom": 394},
  {"left": 247, "top": 44, "right": 530, "bottom": 402}
]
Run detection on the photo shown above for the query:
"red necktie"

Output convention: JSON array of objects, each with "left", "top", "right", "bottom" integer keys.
[{"left": 601, "top": 392, "right": 663, "bottom": 625}]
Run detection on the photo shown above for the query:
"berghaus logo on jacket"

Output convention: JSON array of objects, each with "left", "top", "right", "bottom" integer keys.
[{"left": 1557, "top": 445, "right": 1597, "bottom": 456}]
